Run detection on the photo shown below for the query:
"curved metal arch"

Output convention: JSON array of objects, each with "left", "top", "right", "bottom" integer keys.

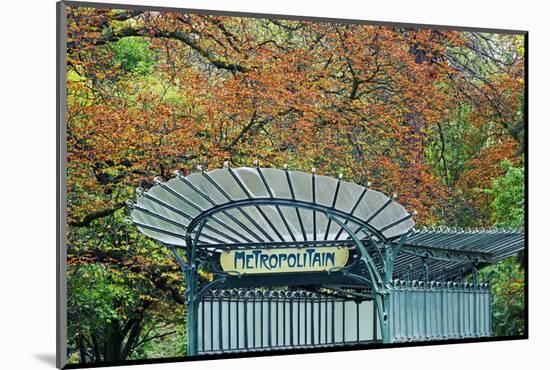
[
  {"left": 184, "top": 197, "right": 393, "bottom": 300},
  {"left": 184, "top": 197, "right": 394, "bottom": 300},
  {"left": 184, "top": 197, "right": 390, "bottom": 247},
  {"left": 326, "top": 214, "right": 385, "bottom": 292}
]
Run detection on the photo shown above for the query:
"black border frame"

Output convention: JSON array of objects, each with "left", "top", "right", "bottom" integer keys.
[{"left": 56, "top": 1, "right": 529, "bottom": 369}]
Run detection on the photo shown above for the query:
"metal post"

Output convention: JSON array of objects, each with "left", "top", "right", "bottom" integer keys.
[
  {"left": 186, "top": 264, "right": 199, "bottom": 355},
  {"left": 375, "top": 293, "right": 391, "bottom": 343},
  {"left": 184, "top": 219, "right": 207, "bottom": 356},
  {"left": 168, "top": 244, "right": 200, "bottom": 356},
  {"left": 328, "top": 214, "right": 395, "bottom": 344},
  {"left": 373, "top": 298, "right": 378, "bottom": 341},
  {"left": 488, "top": 272, "right": 494, "bottom": 336}
]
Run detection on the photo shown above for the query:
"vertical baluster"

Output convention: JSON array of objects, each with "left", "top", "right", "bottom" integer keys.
[
  {"left": 325, "top": 295, "right": 328, "bottom": 344},
  {"left": 236, "top": 291, "right": 240, "bottom": 350},
  {"left": 374, "top": 297, "right": 378, "bottom": 341},
  {"left": 228, "top": 292, "right": 232, "bottom": 350},
  {"left": 297, "top": 293, "right": 301, "bottom": 346},
  {"left": 474, "top": 279, "right": 478, "bottom": 337},
  {"left": 260, "top": 292, "right": 264, "bottom": 348},
  {"left": 424, "top": 282, "right": 430, "bottom": 339},
  {"left": 253, "top": 291, "right": 256, "bottom": 348},
  {"left": 356, "top": 300, "right": 360, "bottom": 343},
  {"left": 405, "top": 283, "right": 410, "bottom": 340},
  {"left": 439, "top": 283, "right": 445, "bottom": 338},
  {"left": 210, "top": 296, "right": 214, "bottom": 351},
  {"left": 289, "top": 295, "right": 294, "bottom": 347},
  {"left": 218, "top": 292, "right": 223, "bottom": 352},
  {"left": 458, "top": 282, "right": 462, "bottom": 338},
  {"left": 331, "top": 298, "right": 335, "bottom": 344},
  {"left": 244, "top": 293, "right": 248, "bottom": 350},
  {"left": 318, "top": 295, "right": 321, "bottom": 345},
  {"left": 268, "top": 292, "right": 272, "bottom": 348},
  {"left": 310, "top": 295, "right": 315, "bottom": 346},
  {"left": 283, "top": 293, "right": 287, "bottom": 347},
  {"left": 303, "top": 293, "right": 307, "bottom": 345},
  {"left": 275, "top": 292, "right": 279, "bottom": 347},
  {"left": 201, "top": 295, "right": 205, "bottom": 353},
  {"left": 342, "top": 299, "right": 346, "bottom": 343}
]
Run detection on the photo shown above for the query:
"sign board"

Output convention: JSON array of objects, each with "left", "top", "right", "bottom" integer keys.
[{"left": 220, "top": 246, "right": 349, "bottom": 275}]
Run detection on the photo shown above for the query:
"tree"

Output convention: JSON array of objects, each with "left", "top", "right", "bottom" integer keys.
[
  {"left": 67, "top": 211, "right": 188, "bottom": 363},
  {"left": 481, "top": 161, "right": 525, "bottom": 336}
]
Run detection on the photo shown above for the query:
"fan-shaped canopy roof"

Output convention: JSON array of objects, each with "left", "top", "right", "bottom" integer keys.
[{"left": 129, "top": 166, "right": 415, "bottom": 248}]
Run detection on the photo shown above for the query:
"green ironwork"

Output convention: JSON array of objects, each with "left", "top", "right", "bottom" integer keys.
[
  {"left": 128, "top": 165, "right": 524, "bottom": 356},
  {"left": 178, "top": 198, "right": 396, "bottom": 353}
]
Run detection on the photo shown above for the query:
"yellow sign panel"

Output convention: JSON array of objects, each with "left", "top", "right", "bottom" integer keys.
[{"left": 220, "top": 247, "right": 349, "bottom": 275}]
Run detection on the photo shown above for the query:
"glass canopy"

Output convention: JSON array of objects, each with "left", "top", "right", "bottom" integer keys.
[{"left": 129, "top": 166, "right": 415, "bottom": 248}]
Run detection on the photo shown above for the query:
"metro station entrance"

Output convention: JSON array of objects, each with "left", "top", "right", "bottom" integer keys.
[{"left": 128, "top": 165, "right": 524, "bottom": 355}]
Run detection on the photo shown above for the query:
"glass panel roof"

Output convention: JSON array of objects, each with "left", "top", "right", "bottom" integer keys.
[
  {"left": 129, "top": 167, "right": 416, "bottom": 247},
  {"left": 391, "top": 227, "right": 525, "bottom": 280}
]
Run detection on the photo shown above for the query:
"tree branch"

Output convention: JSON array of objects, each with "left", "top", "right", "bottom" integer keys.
[
  {"left": 68, "top": 25, "right": 249, "bottom": 73},
  {"left": 69, "top": 202, "right": 125, "bottom": 227},
  {"left": 132, "top": 330, "right": 177, "bottom": 350}
]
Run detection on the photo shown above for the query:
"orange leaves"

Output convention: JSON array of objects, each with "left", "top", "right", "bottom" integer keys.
[{"left": 455, "top": 137, "right": 520, "bottom": 224}]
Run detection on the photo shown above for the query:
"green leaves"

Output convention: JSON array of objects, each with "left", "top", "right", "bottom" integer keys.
[
  {"left": 477, "top": 161, "right": 525, "bottom": 337},
  {"left": 483, "top": 258, "right": 525, "bottom": 336},
  {"left": 109, "top": 37, "right": 155, "bottom": 75},
  {"left": 490, "top": 161, "right": 525, "bottom": 228}
]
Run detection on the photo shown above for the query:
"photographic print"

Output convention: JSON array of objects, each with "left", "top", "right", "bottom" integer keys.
[{"left": 57, "top": 1, "right": 526, "bottom": 368}]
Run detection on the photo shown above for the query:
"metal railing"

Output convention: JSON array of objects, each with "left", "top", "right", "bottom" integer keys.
[
  {"left": 389, "top": 279, "right": 492, "bottom": 342},
  {"left": 198, "top": 289, "right": 380, "bottom": 354},
  {"left": 197, "top": 279, "right": 492, "bottom": 354}
]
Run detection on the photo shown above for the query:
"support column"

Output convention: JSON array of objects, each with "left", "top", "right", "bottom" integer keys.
[
  {"left": 186, "top": 265, "right": 199, "bottom": 356},
  {"left": 379, "top": 234, "right": 409, "bottom": 343},
  {"left": 183, "top": 219, "right": 207, "bottom": 356},
  {"left": 168, "top": 244, "right": 200, "bottom": 356},
  {"left": 375, "top": 293, "right": 391, "bottom": 343},
  {"left": 327, "top": 214, "right": 393, "bottom": 343},
  {"left": 380, "top": 245, "right": 393, "bottom": 343}
]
